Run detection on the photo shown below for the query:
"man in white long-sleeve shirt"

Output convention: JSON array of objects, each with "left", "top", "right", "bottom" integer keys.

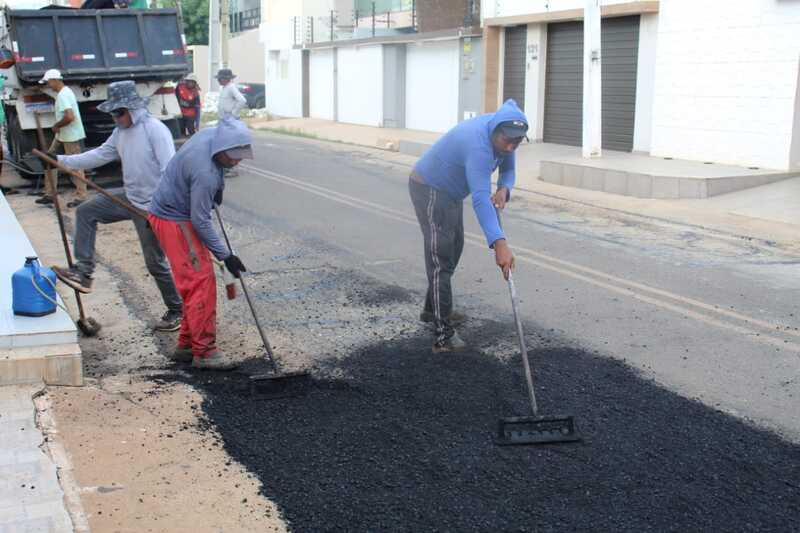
[
  {"left": 216, "top": 69, "right": 246, "bottom": 119},
  {"left": 51, "top": 81, "right": 183, "bottom": 332}
]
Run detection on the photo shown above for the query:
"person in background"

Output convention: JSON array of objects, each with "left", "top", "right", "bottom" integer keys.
[
  {"left": 36, "top": 69, "right": 88, "bottom": 209},
  {"left": 177, "top": 74, "right": 201, "bottom": 137},
  {"left": 215, "top": 69, "right": 246, "bottom": 120}
]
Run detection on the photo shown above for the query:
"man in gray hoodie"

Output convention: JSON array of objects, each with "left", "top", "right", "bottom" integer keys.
[
  {"left": 51, "top": 81, "right": 183, "bottom": 332},
  {"left": 148, "top": 117, "right": 252, "bottom": 370}
]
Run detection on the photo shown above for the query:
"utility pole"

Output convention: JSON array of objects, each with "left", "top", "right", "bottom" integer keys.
[
  {"left": 209, "top": 0, "right": 221, "bottom": 90},
  {"left": 220, "top": 0, "right": 230, "bottom": 69},
  {"left": 582, "top": 0, "right": 601, "bottom": 158}
]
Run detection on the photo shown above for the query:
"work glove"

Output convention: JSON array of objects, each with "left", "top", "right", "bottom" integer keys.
[
  {"left": 214, "top": 189, "right": 223, "bottom": 206},
  {"left": 224, "top": 254, "right": 246, "bottom": 278}
]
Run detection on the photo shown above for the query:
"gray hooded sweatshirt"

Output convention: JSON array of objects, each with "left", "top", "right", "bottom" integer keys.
[
  {"left": 149, "top": 117, "right": 252, "bottom": 261},
  {"left": 58, "top": 107, "right": 175, "bottom": 210}
]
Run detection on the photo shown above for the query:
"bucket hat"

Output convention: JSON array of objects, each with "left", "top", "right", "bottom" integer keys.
[
  {"left": 215, "top": 68, "right": 236, "bottom": 80},
  {"left": 97, "top": 80, "right": 148, "bottom": 113}
]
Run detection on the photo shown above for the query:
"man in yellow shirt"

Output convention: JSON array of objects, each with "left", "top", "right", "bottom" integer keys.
[{"left": 36, "top": 69, "right": 89, "bottom": 209}]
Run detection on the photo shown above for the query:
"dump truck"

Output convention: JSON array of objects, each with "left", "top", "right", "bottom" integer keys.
[{"left": 0, "top": 6, "right": 189, "bottom": 176}]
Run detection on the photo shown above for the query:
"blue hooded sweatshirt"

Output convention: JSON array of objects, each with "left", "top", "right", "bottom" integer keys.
[
  {"left": 149, "top": 117, "right": 253, "bottom": 260},
  {"left": 413, "top": 99, "right": 528, "bottom": 247}
]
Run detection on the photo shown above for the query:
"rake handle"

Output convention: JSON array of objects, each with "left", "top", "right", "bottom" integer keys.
[
  {"left": 496, "top": 206, "right": 539, "bottom": 416},
  {"left": 213, "top": 206, "right": 280, "bottom": 374},
  {"left": 32, "top": 148, "right": 148, "bottom": 221},
  {"left": 507, "top": 273, "right": 539, "bottom": 417}
]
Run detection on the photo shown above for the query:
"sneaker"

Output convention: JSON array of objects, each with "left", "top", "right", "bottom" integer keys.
[
  {"left": 52, "top": 266, "right": 92, "bottom": 293},
  {"left": 168, "top": 345, "right": 193, "bottom": 363},
  {"left": 35, "top": 196, "right": 54, "bottom": 205},
  {"left": 192, "top": 351, "right": 238, "bottom": 370},
  {"left": 432, "top": 332, "right": 469, "bottom": 354},
  {"left": 152, "top": 310, "right": 182, "bottom": 332},
  {"left": 66, "top": 198, "right": 84, "bottom": 208},
  {"left": 420, "top": 310, "right": 467, "bottom": 326}
]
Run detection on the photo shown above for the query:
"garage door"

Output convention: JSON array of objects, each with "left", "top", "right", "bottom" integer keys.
[
  {"left": 543, "top": 21, "right": 583, "bottom": 146},
  {"left": 503, "top": 26, "right": 527, "bottom": 110},
  {"left": 405, "top": 40, "right": 460, "bottom": 133},
  {"left": 543, "top": 16, "right": 640, "bottom": 151}
]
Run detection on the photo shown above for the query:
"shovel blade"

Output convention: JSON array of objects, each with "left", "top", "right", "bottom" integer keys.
[
  {"left": 495, "top": 415, "right": 581, "bottom": 445},
  {"left": 249, "top": 370, "right": 312, "bottom": 400}
]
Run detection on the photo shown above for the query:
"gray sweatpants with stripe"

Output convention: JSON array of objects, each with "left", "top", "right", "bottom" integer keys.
[{"left": 409, "top": 178, "right": 465, "bottom": 345}]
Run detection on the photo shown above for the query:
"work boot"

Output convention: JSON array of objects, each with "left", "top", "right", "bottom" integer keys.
[
  {"left": 432, "top": 331, "right": 469, "bottom": 354},
  {"left": 168, "top": 345, "right": 193, "bottom": 363},
  {"left": 192, "top": 351, "right": 238, "bottom": 370},
  {"left": 152, "top": 309, "right": 182, "bottom": 332},
  {"left": 52, "top": 265, "right": 92, "bottom": 294},
  {"left": 420, "top": 310, "right": 467, "bottom": 326}
]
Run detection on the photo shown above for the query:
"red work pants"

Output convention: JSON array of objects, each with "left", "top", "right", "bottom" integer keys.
[{"left": 148, "top": 214, "right": 217, "bottom": 358}]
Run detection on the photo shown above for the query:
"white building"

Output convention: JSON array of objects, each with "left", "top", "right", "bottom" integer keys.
[{"left": 482, "top": 0, "right": 800, "bottom": 170}]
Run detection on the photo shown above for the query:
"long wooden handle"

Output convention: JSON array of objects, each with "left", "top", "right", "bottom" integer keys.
[{"left": 32, "top": 148, "right": 149, "bottom": 221}]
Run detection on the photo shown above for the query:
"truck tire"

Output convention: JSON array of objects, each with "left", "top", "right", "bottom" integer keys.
[
  {"left": 6, "top": 108, "right": 42, "bottom": 179},
  {"left": 162, "top": 117, "right": 181, "bottom": 140}
]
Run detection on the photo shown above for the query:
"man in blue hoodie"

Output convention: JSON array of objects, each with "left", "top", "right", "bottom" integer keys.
[
  {"left": 409, "top": 99, "right": 527, "bottom": 353},
  {"left": 148, "top": 117, "right": 252, "bottom": 370}
]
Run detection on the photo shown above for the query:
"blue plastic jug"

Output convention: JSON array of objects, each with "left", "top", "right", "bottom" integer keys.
[{"left": 12, "top": 256, "right": 58, "bottom": 317}]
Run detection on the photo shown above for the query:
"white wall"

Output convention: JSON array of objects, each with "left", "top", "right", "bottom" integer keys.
[
  {"left": 310, "top": 49, "right": 335, "bottom": 120},
  {"left": 632, "top": 12, "right": 657, "bottom": 152},
  {"left": 483, "top": 0, "right": 643, "bottom": 20},
  {"left": 188, "top": 45, "right": 211, "bottom": 94},
  {"left": 337, "top": 45, "right": 383, "bottom": 127},
  {"left": 266, "top": 48, "right": 304, "bottom": 117},
  {"left": 405, "top": 40, "right": 460, "bottom": 133},
  {"left": 524, "top": 23, "right": 547, "bottom": 140},
  {"left": 649, "top": 0, "right": 800, "bottom": 170},
  {"left": 229, "top": 30, "right": 266, "bottom": 84}
]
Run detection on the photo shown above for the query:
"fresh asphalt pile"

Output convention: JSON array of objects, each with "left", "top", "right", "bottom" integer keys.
[
  {"left": 161, "top": 314, "right": 800, "bottom": 532},
  {"left": 148, "top": 192, "right": 799, "bottom": 532}
]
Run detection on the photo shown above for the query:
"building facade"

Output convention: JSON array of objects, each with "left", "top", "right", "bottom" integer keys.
[{"left": 482, "top": 0, "right": 800, "bottom": 170}]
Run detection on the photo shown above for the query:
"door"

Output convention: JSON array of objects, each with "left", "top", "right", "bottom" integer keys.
[{"left": 503, "top": 25, "right": 527, "bottom": 110}]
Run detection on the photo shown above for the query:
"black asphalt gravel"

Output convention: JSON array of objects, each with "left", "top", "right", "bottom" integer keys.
[{"left": 160, "top": 315, "right": 800, "bottom": 533}]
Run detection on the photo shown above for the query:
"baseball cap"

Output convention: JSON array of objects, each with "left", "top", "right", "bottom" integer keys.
[
  {"left": 39, "top": 69, "right": 63, "bottom": 84},
  {"left": 224, "top": 145, "right": 253, "bottom": 160},
  {"left": 497, "top": 119, "right": 528, "bottom": 139}
]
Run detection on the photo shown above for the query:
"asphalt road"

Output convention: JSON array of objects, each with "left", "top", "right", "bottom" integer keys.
[{"left": 156, "top": 131, "right": 798, "bottom": 531}]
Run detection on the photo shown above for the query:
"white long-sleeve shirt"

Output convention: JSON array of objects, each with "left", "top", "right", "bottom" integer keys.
[
  {"left": 58, "top": 108, "right": 175, "bottom": 210},
  {"left": 217, "top": 83, "right": 247, "bottom": 119}
]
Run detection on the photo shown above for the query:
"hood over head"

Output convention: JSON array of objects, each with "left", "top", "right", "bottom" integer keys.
[
  {"left": 487, "top": 99, "right": 528, "bottom": 137},
  {"left": 211, "top": 117, "right": 253, "bottom": 159}
]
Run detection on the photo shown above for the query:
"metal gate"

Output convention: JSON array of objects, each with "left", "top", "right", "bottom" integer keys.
[
  {"left": 543, "top": 21, "right": 583, "bottom": 146},
  {"left": 503, "top": 26, "right": 527, "bottom": 110},
  {"left": 543, "top": 16, "right": 640, "bottom": 151}
]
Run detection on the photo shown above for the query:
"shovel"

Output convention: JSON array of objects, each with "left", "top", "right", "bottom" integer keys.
[
  {"left": 493, "top": 208, "right": 579, "bottom": 445},
  {"left": 33, "top": 114, "right": 101, "bottom": 337},
  {"left": 213, "top": 206, "right": 311, "bottom": 399}
]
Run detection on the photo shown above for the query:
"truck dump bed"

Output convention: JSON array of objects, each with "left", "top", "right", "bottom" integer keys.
[{"left": 7, "top": 8, "right": 189, "bottom": 84}]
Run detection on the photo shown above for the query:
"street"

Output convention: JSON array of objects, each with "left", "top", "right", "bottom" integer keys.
[{"left": 142, "top": 131, "right": 798, "bottom": 530}]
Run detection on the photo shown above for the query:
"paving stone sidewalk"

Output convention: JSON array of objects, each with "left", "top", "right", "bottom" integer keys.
[{"left": 0, "top": 385, "right": 73, "bottom": 533}]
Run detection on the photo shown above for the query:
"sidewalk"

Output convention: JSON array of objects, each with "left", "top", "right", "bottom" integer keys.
[
  {"left": 251, "top": 117, "right": 800, "bottom": 251},
  {"left": 0, "top": 384, "right": 75, "bottom": 533}
]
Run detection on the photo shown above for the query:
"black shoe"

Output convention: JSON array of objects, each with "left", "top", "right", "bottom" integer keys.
[
  {"left": 153, "top": 310, "right": 182, "bottom": 332},
  {"left": 432, "top": 332, "right": 469, "bottom": 354},
  {"left": 35, "top": 196, "right": 54, "bottom": 205},
  {"left": 168, "top": 345, "right": 193, "bottom": 363},
  {"left": 52, "top": 266, "right": 92, "bottom": 293},
  {"left": 66, "top": 199, "right": 84, "bottom": 208},
  {"left": 420, "top": 310, "right": 467, "bottom": 326}
]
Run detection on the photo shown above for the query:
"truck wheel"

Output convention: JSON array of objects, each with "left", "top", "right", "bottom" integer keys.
[
  {"left": 6, "top": 109, "right": 41, "bottom": 179},
  {"left": 162, "top": 117, "right": 181, "bottom": 140}
]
